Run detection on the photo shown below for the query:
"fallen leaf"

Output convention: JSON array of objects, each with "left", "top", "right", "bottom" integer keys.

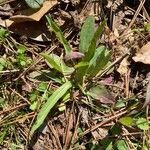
[
  {"left": 8, "top": 20, "right": 51, "bottom": 41},
  {"left": 87, "top": 85, "right": 115, "bottom": 104},
  {"left": 10, "top": 1, "right": 57, "bottom": 22},
  {"left": 0, "top": 19, "right": 14, "bottom": 27},
  {"left": 117, "top": 58, "right": 129, "bottom": 75},
  {"left": 133, "top": 42, "right": 150, "bottom": 64},
  {"left": 0, "top": 0, "right": 56, "bottom": 41}
]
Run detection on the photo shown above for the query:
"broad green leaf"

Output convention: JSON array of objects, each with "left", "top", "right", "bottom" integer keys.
[
  {"left": 46, "top": 16, "right": 72, "bottom": 54},
  {"left": 42, "top": 53, "right": 74, "bottom": 75},
  {"left": 30, "top": 81, "right": 72, "bottom": 136},
  {"left": 119, "top": 117, "right": 134, "bottom": 127},
  {"left": 74, "top": 20, "right": 106, "bottom": 84},
  {"left": 136, "top": 118, "right": 149, "bottom": 130},
  {"left": 87, "top": 46, "right": 110, "bottom": 77},
  {"left": 87, "top": 85, "right": 114, "bottom": 104},
  {"left": 83, "top": 20, "right": 106, "bottom": 62},
  {"left": 25, "top": 0, "right": 44, "bottom": 9},
  {"left": 79, "top": 16, "right": 95, "bottom": 53},
  {"left": 116, "top": 140, "right": 127, "bottom": 150}
]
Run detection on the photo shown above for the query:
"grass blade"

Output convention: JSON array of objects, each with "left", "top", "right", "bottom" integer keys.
[
  {"left": 46, "top": 16, "right": 72, "bottom": 54},
  {"left": 79, "top": 16, "right": 95, "bottom": 53},
  {"left": 30, "top": 81, "right": 72, "bottom": 136}
]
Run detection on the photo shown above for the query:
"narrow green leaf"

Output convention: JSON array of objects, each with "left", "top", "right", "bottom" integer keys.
[
  {"left": 25, "top": 0, "right": 44, "bottom": 9},
  {"left": 79, "top": 16, "right": 95, "bottom": 53},
  {"left": 46, "top": 16, "right": 72, "bottom": 54},
  {"left": 30, "top": 81, "right": 72, "bottom": 136},
  {"left": 119, "top": 117, "right": 134, "bottom": 127},
  {"left": 41, "top": 53, "right": 74, "bottom": 75},
  {"left": 83, "top": 20, "right": 106, "bottom": 62},
  {"left": 87, "top": 46, "right": 110, "bottom": 77}
]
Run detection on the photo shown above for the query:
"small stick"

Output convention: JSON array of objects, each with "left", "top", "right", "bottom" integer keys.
[{"left": 80, "top": 110, "right": 127, "bottom": 137}]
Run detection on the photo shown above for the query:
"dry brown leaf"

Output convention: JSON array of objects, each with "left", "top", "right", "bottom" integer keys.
[
  {"left": 9, "top": 21, "right": 51, "bottom": 41},
  {"left": 0, "top": 19, "right": 14, "bottom": 27},
  {"left": 117, "top": 58, "right": 129, "bottom": 75},
  {"left": 0, "top": 1, "right": 56, "bottom": 41},
  {"left": 10, "top": 1, "right": 57, "bottom": 22},
  {"left": 133, "top": 42, "right": 150, "bottom": 64},
  {"left": 0, "top": 0, "right": 56, "bottom": 28}
]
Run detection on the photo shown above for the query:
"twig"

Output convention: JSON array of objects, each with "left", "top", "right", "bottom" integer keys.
[
  {"left": 122, "top": 0, "right": 146, "bottom": 35},
  {"left": 0, "top": 103, "right": 28, "bottom": 115},
  {"left": 80, "top": 110, "right": 127, "bottom": 137}
]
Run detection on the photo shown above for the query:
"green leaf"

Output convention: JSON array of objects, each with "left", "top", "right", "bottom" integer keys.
[
  {"left": 0, "top": 28, "right": 9, "bottom": 41},
  {"left": 25, "top": 0, "right": 44, "bottom": 9},
  {"left": 144, "top": 23, "right": 150, "bottom": 32},
  {"left": 74, "top": 62, "right": 89, "bottom": 85},
  {"left": 119, "top": 117, "right": 134, "bottom": 127},
  {"left": 16, "top": 44, "right": 26, "bottom": 54},
  {"left": 116, "top": 140, "right": 127, "bottom": 150},
  {"left": 30, "top": 101, "right": 38, "bottom": 111},
  {"left": 79, "top": 16, "right": 95, "bottom": 53},
  {"left": 0, "top": 58, "right": 6, "bottom": 71},
  {"left": 115, "top": 99, "right": 126, "bottom": 108},
  {"left": 136, "top": 118, "right": 149, "bottom": 130},
  {"left": 41, "top": 53, "right": 74, "bottom": 75},
  {"left": 30, "top": 81, "right": 72, "bottom": 136},
  {"left": 74, "top": 20, "right": 106, "bottom": 84},
  {"left": 101, "top": 139, "right": 113, "bottom": 150},
  {"left": 87, "top": 46, "right": 110, "bottom": 77},
  {"left": 83, "top": 20, "right": 106, "bottom": 62},
  {"left": 0, "top": 126, "right": 8, "bottom": 144},
  {"left": 46, "top": 16, "right": 72, "bottom": 54},
  {"left": 37, "top": 82, "right": 48, "bottom": 92}
]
